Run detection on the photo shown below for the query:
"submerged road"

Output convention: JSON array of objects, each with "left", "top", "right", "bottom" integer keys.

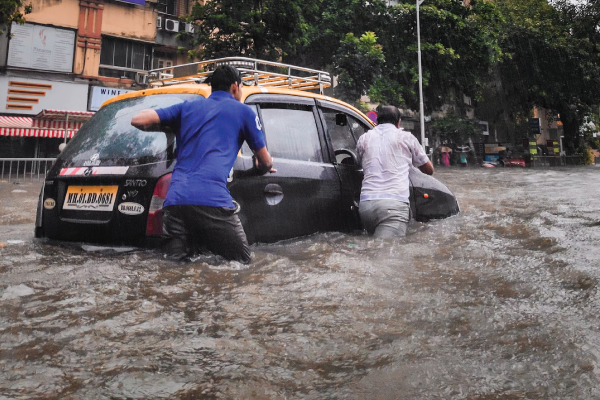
[{"left": 1, "top": 167, "right": 600, "bottom": 399}]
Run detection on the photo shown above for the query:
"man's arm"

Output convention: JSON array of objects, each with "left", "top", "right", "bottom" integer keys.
[
  {"left": 355, "top": 136, "right": 364, "bottom": 167},
  {"left": 409, "top": 135, "right": 433, "bottom": 175},
  {"left": 253, "top": 146, "right": 276, "bottom": 174},
  {"left": 418, "top": 161, "right": 434, "bottom": 175},
  {"left": 131, "top": 110, "right": 161, "bottom": 131}
]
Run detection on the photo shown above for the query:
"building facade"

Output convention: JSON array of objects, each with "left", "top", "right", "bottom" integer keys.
[{"left": 0, "top": 0, "right": 199, "bottom": 158}]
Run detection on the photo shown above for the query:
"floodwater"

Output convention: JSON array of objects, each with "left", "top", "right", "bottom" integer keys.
[{"left": 1, "top": 167, "right": 600, "bottom": 399}]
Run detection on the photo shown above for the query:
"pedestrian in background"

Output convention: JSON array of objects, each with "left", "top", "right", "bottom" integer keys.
[{"left": 356, "top": 105, "right": 434, "bottom": 238}]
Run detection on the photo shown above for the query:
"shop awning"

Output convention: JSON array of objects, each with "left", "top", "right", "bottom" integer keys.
[
  {"left": 0, "top": 116, "right": 32, "bottom": 128},
  {"left": 34, "top": 109, "right": 95, "bottom": 123},
  {"left": 0, "top": 110, "right": 94, "bottom": 138}
]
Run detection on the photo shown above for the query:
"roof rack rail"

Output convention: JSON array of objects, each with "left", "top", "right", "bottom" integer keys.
[{"left": 148, "top": 57, "right": 332, "bottom": 94}]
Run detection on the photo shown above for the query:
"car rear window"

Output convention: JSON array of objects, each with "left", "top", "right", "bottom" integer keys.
[{"left": 59, "top": 93, "right": 199, "bottom": 166}]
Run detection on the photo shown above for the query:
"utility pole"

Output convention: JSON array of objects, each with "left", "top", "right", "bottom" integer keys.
[{"left": 417, "top": 0, "right": 426, "bottom": 151}]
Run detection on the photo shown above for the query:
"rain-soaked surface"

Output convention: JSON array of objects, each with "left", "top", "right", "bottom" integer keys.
[{"left": 1, "top": 167, "right": 600, "bottom": 399}]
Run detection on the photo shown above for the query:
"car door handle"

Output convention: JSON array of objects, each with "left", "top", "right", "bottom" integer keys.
[
  {"left": 264, "top": 185, "right": 283, "bottom": 195},
  {"left": 264, "top": 183, "right": 284, "bottom": 205}
]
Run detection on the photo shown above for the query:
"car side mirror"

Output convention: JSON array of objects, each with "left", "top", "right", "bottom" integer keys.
[
  {"left": 335, "top": 113, "right": 347, "bottom": 126},
  {"left": 334, "top": 149, "right": 358, "bottom": 166}
]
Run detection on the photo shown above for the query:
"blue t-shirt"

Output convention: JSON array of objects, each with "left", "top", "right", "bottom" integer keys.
[{"left": 156, "top": 91, "right": 266, "bottom": 208}]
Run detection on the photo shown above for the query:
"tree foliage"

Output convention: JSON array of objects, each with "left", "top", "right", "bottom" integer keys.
[
  {"left": 479, "top": 0, "right": 600, "bottom": 153},
  {"left": 185, "top": 0, "right": 600, "bottom": 154},
  {"left": 188, "top": 0, "right": 319, "bottom": 61},
  {"left": 431, "top": 109, "right": 478, "bottom": 145},
  {"left": 333, "top": 32, "right": 384, "bottom": 104},
  {"left": 188, "top": 0, "right": 502, "bottom": 110},
  {"left": 372, "top": 0, "right": 503, "bottom": 112},
  {"left": 296, "top": 0, "right": 504, "bottom": 112},
  {"left": 0, "top": 0, "right": 31, "bottom": 33}
]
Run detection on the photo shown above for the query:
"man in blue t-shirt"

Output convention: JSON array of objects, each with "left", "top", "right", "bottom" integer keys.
[{"left": 131, "top": 65, "right": 274, "bottom": 263}]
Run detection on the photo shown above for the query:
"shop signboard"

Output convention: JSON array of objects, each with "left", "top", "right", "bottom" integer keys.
[
  {"left": 89, "top": 87, "right": 136, "bottom": 111},
  {"left": 0, "top": 76, "right": 88, "bottom": 115},
  {"left": 485, "top": 143, "right": 506, "bottom": 154},
  {"left": 7, "top": 23, "right": 75, "bottom": 73},
  {"left": 524, "top": 139, "right": 538, "bottom": 156},
  {"left": 529, "top": 118, "right": 541, "bottom": 134},
  {"left": 485, "top": 143, "right": 498, "bottom": 154},
  {"left": 547, "top": 140, "right": 560, "bottom": 155}
]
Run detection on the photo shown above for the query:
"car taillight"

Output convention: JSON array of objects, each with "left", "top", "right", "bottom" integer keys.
[{"left": 146, "top": 173, "right": 171, "bottom": 236}]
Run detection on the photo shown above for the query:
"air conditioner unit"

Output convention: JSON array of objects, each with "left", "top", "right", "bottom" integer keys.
[
  {"left": 479, "top": 121, "right": 489, "bottom": 135},
  {"left": 164, "top": 19, "right": 179, "bottom": 32},
  {"left": 185, "top": 22, "right": 195, "bottom": 34},
  {"left": 135, "top": 72, "right": 149, "bottom": 85},
  {"left": 156, "top": 16, "right": 163, "bottom": 29}
]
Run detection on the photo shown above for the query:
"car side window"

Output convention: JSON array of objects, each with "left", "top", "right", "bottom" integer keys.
[
  {"left": 260, "top": 105, "right": 323, "bottom": 162},
  {"left": 348, "top": 116, "right": 370, "bottom": 141},
  {"left": 321, "top": 108, "right": 357, "bottom": 164},
  {"left": 322, "top": 108, "right": 356, "bottom": 150}
]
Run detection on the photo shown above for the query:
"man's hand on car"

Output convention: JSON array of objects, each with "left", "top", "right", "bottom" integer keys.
[
  {"left": 253, "top": 147, "right": 276, "bottom": 175},
  {"left": 131, "top": 110, "right": 162, "bottom": 132},
  {"left": 253, "top": 155, "right": 277, "bottom": 175}
]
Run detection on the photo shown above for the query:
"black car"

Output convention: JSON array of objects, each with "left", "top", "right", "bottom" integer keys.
[{"left": 35, "top": 60, "right": 459, "bottom": 246}]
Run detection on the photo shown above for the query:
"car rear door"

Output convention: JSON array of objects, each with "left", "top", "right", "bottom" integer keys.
[{"left": 229, "top": 94, "right": 343, "bottom": 243}]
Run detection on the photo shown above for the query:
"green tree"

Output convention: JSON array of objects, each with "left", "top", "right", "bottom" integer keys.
[
  {"left": 0, "top": 0, "right": 31, "bottom": 33},
  {"left": 431, "top": 109, "right": 477, "bottom": 145},
  {"left": 286, "top": 0, "right": 388, "bottom": 69},
  {"left": 188, "top": 0, "right": 319, "bottom": 61},
  {"left": 481, "top": 0, "right": 600, "bottom": 154},
  {"left": 371, "top": 0, "right": 503, "bottom": 112},
  {"left": 333, "top": 32, "right": 385, "bottom": 104},
  {"left": 185, "top": 0, "right": 503, "bottom": 114},
  {"left": 290, "top": 0, "right": 503, "bottom": 111}
]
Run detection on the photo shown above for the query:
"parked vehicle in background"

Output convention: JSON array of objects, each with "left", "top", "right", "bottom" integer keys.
[{"left": 35, "top": 58, "right": 460, "bottom": 246}]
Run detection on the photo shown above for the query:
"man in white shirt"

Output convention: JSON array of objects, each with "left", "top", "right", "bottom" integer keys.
[{"left": 356, "top": 106, "right": 434, "bottom": 238}]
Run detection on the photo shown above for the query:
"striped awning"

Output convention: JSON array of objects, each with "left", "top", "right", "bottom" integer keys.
[
  {"left": 33, "top": 119, "right": 85, "bottom": 130},
  {"left": 0, "top": 110, "right": 94, "bottom": 138},
  {"left": 0, "top": 128, "right": 80, "bottom": 138},
  {"left": 0, "top": 116, "right": 32, "bottom": 128},
  {"left": 35, "top": 109, "right": 95, "bottom": 122}
]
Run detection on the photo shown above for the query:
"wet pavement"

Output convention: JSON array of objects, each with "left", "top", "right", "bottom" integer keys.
[{"left": 1, "top": 167, "right": 600, "bottom": 399}]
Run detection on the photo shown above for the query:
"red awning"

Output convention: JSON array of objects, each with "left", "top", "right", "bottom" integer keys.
[
  {"left": 0, "top": 110, "right": 94, "bottom": 138},
  {"left": 0, "top": 116, "right": 32, "bottom": 128},
  {"left": 34, "top": 109, "right": 95, "bottom": 122},
  {"left": 0, "top": 128, "right": 80, "bottom": 138}
]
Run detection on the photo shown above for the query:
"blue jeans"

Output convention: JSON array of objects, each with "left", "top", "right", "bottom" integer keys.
[{"left": 359, "top": 199, "right": 410, "bottom": 238}]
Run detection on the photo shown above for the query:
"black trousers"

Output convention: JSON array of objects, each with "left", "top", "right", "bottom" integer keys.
[{"left": 162, "top": 204, "right": 251, "bottom": 263}]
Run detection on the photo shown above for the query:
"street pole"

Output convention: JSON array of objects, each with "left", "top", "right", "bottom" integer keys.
[{"left": 417, "top": 0, "right": 426, "bottom": 152}]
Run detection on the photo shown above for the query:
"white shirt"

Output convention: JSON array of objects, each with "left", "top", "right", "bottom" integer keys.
[{"left": 356, "top": 123, "right": 429, "bottom": 203}]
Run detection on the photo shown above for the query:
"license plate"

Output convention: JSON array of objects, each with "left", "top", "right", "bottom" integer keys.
[{"left": 63, "top": 186, "right": 118, "bottom": 211}]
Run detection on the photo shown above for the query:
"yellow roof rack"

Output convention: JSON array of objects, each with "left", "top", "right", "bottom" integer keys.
[{"left": 148, "top": 57, "right": 332, "bottom": 94}]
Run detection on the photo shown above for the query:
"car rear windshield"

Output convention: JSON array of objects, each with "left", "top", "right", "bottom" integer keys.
[{"left": 59, "top": 93, "right": 199, "bottom": 166}]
